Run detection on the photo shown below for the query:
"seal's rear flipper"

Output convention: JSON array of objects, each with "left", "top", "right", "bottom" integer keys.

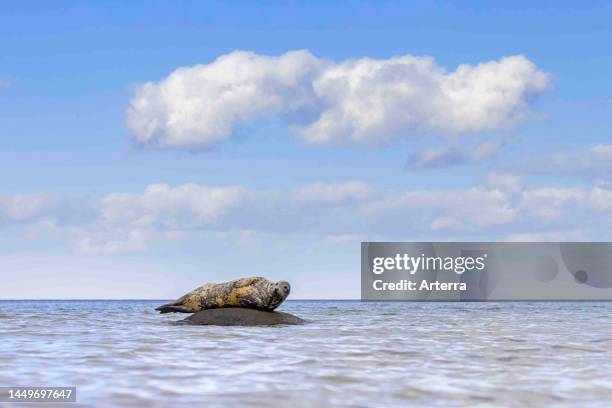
[{"left": 155, "top": 303, "right": 193, "bottom": 314}]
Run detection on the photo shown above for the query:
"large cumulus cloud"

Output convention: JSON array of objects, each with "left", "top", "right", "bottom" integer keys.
[{"left": 127, "top": 50, "right": 550, "bottom": 148}]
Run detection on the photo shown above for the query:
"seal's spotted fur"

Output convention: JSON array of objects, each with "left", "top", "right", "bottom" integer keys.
[{"left": 156, "top": 277, "right": 290, "bottom": 313}]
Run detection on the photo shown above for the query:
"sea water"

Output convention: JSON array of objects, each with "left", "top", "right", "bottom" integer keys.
[{"left": 1, "top": 300, "right": 611, "bottom": 407}]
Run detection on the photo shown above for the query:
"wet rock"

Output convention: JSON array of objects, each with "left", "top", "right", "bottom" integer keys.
[{"left": 181, "top": 307, "right": 305, "bottom": 326}]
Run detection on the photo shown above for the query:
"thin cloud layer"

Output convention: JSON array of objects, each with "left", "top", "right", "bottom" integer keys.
[
  {"left": 0, "top": 192, "right": 58, "bottom": 223},
  {"left": 520, "top": 144, "right": 612, "bottom": 185},
  {"left": 406, "top": 141, "right": 504, "bottom": 169},
  {"left": 2, "top": 179, "right": 612, "bottom": 254},
  {"left": 101, "top": 183, "right": 246, "bottom": 229},
  {"left": 127, "top": 51, "right": 550, "bottom": 148},
  {"left": 292, "top": 181, "right": 373, "bottom": 205}
]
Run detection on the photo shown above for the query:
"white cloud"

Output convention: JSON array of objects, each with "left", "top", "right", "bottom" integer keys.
[
  {"left": 519, "top": 187, "right": 586, "bottom": 223},
  {"left": 71, "top": 183, "right": 247, "bottom": 254},
  {"left": 126, "top": 50, "right": 322, "bottom": 147},
  {"left": 486, "top": 173, "right": 523, "bottom": 193},
  {"left": 101, "top": 183, "right": 246, "bottom": 229},
  {"left": 407, "top": 141, "right": 503, "bottom": 169},
  {"left": 76, "top": 229, "right": 147, "bottom": 255},
  {"left": 302, "top": 55, "right": 548, "bottom": 143},
  {"left": 589, "top": 186, "right": 612, "bottom": 218},
  {"left": 363, "top": 187, "right": 517, "bottom": 231},
  {"left": 590, "top": 144, "right": 612, "bottom": 159},
  {"left": 6, "top": 180, "right": 612, "bottom": 254},
  {"left": 127, "top": 51, "right": 550, "bottom": 148},
  {"left": 505, "top": 228, "right": 592, "bottom": 242},
  {"left": 0, "top": 193, "right": 59, "bottom": 224},
  {"left": 292, "top": 181, "right": 372, "bottom": 205},
  {"left": 519, "top": 144, "right": 612, "bottom": 185}
]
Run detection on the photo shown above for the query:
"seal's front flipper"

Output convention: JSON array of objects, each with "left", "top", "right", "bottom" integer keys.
[{"left": 155, "top": 303, "right": 193, "bottom": 314}]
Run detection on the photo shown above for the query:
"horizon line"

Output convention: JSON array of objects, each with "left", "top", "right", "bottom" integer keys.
[{"left": 0, "top": 298, "right": 360, "bottom": 301}]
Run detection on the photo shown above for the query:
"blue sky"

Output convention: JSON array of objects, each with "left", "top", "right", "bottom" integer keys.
[{"left": 1, "top": 1, "right": 612, "bottom": 298}]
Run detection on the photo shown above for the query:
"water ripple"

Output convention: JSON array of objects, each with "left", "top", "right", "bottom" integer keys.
[{"left": 1, "top": 300, "right": 612, "bottom": 406}]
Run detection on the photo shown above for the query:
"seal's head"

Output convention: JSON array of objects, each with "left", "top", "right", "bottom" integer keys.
[
  {"left": 267, "top": 280, "right": 291, "bottom": 310},
  {"left": 274, "top": 280, "right": 291, "bottom": 298}
]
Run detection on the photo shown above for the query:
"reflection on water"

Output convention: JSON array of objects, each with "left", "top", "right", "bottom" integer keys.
[{"left": 1, "top": 300, "right": 612, "bottom": 407}]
